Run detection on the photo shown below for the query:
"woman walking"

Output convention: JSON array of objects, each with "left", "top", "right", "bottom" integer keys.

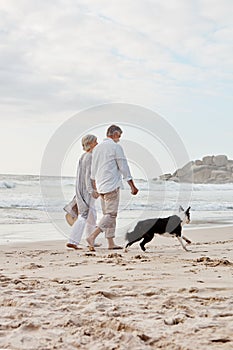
[{"left": 66, "top": 134, "right": 99, "bottom": 249}]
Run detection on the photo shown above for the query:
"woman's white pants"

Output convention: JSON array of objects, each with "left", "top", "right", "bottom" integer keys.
[{"left": 68, "top": 200, "right": 96, "bottom": 245}]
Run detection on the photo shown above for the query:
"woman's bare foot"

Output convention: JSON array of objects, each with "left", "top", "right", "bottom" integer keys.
[{"left": 66, "top": 243, "right": 82, "bottom": 250}]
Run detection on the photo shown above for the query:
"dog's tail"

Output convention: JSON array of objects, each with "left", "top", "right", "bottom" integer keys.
[
  {"left": 125, "top": 229, "right": 143, "bottom": 249},
  {"left": 125, "top": 229, "right": 134, "bottom": 243},
  {"left": 126, "top": 219, "right": 157, "bottom": 243},
  {"left": 125, "top": 222, "right": 148, "bottom": 243}
]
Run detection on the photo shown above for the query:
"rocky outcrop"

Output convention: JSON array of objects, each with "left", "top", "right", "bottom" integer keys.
[{"left": 159, "top": 155, "right": 233, "bottom": 184}]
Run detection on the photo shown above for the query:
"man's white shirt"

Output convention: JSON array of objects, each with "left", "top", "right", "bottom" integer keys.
[{"left": 91, "top": 138, "right": 132, "bottom": 193}]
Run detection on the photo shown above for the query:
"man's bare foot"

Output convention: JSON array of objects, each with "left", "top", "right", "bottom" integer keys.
[
  {"left": 108, "top": 245, "right": 122, "bottom": 250},
  {"left": 88, "top": 246, "right": 95, "bottom": 252},
  {"left": 86, "top": 237, "right": 95, "bottom": 251},
  {"left": 86, "top": 242, "right": 102, "bottom": 247}
]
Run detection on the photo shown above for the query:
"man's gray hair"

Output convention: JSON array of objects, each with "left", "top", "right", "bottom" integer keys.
[
  {"left": 82, "top": 134, "right": 97, "bottom": 151},
  {"left": 106, "top": 125, "right": 123, "bottom": 136}
]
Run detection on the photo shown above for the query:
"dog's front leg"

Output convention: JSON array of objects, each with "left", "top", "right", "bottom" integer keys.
[{"left": 177, "top": 236, "right": 190, "bottom": 251}]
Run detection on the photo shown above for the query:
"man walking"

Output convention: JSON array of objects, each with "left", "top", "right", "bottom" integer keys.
[{"left": 87, "top": 124, "right": 138, "bottom": 250}]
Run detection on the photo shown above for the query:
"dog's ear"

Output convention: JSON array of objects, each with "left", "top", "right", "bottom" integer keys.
[{"left": 179, "top": 205, "right": 184, "bottom": 212}]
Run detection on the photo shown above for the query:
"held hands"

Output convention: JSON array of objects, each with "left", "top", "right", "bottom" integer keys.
[
  {"left": 92, "top": 190, "right": 99, "bottom": 199},
  {"left": 91, "top": 180, "right": 99, "bottom": 198}
]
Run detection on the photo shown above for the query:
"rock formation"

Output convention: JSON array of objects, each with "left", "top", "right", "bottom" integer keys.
[{"left": 159, "top": 155, "right": 233, "bottom": 184}]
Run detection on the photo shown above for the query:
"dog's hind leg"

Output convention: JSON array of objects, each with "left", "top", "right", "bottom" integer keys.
[
  {"left": 139, "top": 233, "right": 154, "bottom": 252},
  {"left": 125, "top": 236, "right": 142, "bottom": 250},
  {"left": 182, "top": 235, "right": 192, "bottom": 244},
  {"left": 177, "top": 236, "right": 190, "bottom": 251},
  {"left": 125, "top": 242, "right": 130, "bottom": 249}
]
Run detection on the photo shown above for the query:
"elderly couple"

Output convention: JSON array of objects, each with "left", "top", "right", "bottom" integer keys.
[{"left": 66, "top": 124, "right": 138, "bottom": 251}]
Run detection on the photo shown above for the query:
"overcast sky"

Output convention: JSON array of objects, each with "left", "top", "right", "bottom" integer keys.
[{"left": 0, "top": 0, "right": 232, "bottom": 176}]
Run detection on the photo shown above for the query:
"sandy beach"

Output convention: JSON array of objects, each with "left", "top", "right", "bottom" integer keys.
[{"left": 1, "top": 225, "right": 233, "bottom": 350}]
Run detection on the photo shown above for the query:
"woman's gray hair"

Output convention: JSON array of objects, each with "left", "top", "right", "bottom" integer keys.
[{"left": 82, "top": 134, "right": 97, "bottom": 151}]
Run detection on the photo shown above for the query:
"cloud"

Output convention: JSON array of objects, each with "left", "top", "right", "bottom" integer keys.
[
  {"left": 0, "top": 0, "right": 232, "bottom": 121},
  {"left": 0, "top": 0, "right": 232, "bottom": 174}
]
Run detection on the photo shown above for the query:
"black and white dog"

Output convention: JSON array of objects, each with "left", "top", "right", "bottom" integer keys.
[{"left": 125, "top": 206, "right": 191, "bottom": 252}]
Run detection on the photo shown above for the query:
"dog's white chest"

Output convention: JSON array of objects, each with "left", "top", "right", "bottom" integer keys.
[{"left": 161, "top": 232, "right": 174, "bottom": 238}]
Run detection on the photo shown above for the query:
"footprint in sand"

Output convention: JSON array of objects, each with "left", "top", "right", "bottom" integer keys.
[
  {"left": 20, "top": 321, "right": 40, "bottom": 331},
  {"left": 22, "top": 263, "right": 44, "bottom": 270}
]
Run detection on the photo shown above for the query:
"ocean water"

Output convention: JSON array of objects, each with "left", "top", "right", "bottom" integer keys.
[{"left": 0, "top": 174, "right": 233, "bottom": 243}]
